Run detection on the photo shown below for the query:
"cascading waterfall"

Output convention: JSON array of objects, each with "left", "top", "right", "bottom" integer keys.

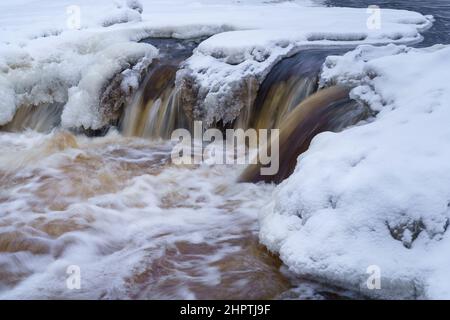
[
  {"left": 118, "top": 38, "right": 201, "bottom": 139},
  {"left": 0, "top": 38, "right": 201, "bottom": 137},
  {"left": 239, "top": 85, "right": 370, "bottom": 184},
  {"left": 118, "top": 45, "right": 357, "bottom": 146},
  {"left": 0, "top": 42, "right": 369, "bottom": 299},
  {"left": 0, "top": 103, "right": 65, "bottom": 133},
  {"left": 0, "top": 43, "right": 369, "bottom": 185},
  {"left": 229, "top": 48, "right": 370, "bottom": 184},
  {"left": 233, "top": 49, "right": 346, "bottom": 131}
]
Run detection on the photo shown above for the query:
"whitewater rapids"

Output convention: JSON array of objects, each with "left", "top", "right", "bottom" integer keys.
[{"left": 0, "top": 130, "right": 286, "bottom": 299}]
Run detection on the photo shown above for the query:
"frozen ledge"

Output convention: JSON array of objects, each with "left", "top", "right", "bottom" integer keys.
[
  {"left": 174, "top": 7, "right": 432, "bottom": 126},
  {"left": 0, "top": 2, "right": 432, "bottom": 130}
]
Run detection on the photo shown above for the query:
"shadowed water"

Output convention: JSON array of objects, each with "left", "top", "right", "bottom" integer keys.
[
  {"left": 326, "top": 0, "right": 450, "bottom": 47},
  {"left": 0, "top": 103, "right": 64, "bottom": 133},
  {"left": 240, "top": 86, "right": 370, "bottom": 184}
]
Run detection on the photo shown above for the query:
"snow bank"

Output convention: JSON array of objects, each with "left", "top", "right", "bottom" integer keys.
[
  {"left": 0, "top": 31, "right": 157, "bottom": 130},
  {"left": 260, "top": 44, "right": 450, "bottom": 299},
  {"left": 0, "top": 0, "right": 432, "bottom": 130}
]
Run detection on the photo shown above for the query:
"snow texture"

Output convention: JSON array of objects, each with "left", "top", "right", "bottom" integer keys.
[{"left": 175, "top": 6, "right": 432, "bottom": 125}]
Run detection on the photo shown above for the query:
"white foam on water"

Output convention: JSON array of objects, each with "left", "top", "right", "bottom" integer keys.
[{"left": 0, "top": 130, "right": 279, "bottom": 299}]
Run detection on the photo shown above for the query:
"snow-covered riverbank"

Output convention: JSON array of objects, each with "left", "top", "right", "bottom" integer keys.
[{"left": 261, "top": 43, "right": 450, "bottom": 299}]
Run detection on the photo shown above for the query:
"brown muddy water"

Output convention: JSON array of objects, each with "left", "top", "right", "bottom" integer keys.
[
  {"left": 240, "top": 86, "right": 370, "bottom": 184},
  {"left": 0, "top": 40, "right": 362, "bottom": 299},
  {"left": 0, "top": 130, "right": 355, "bottom": 299}
]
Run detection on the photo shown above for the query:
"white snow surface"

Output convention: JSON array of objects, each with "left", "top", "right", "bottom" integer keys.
[
  {"left": 260, "top": 44, "right": 450, "bottom": 299},
  {"left": 0, "top": 0, "right": 432, "bottom": 129}
]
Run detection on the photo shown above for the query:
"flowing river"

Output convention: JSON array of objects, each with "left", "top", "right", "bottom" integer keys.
[{"left": 0, "top": 1, "right": 448, "bottom": 299}]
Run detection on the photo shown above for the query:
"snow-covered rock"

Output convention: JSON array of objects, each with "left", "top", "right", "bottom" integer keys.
[
  {"left": 0, "top": 31, "right": 157, "bottom": 130},
  {"left": 260, "top": 44, "right": 450, "bottom": 299}
]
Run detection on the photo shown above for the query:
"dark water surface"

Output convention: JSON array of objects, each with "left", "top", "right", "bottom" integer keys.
[{"left": 326, "top": 0, "right": 450, "bottom": 47}]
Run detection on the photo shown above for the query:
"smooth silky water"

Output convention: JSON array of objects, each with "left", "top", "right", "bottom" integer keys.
[{"left": 119, "top": 38, "right": 199, "bottom": 139}]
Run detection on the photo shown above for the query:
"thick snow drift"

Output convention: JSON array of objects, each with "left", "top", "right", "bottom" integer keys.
[
  {"left": 0, "top": 0, "right": 432, "bottom": 130},
  {"left": 260, "top": 44, "right": 450, "bottom": 299}
]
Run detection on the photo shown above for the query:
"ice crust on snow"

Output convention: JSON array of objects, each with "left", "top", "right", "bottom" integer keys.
[
  {"left": 0, "top": 0, "right": 432, "bottom": 130},
  {"left": 0, "top": 31, "right": 157, "bottom": 130},
  {"left": 260, "top": 44, "right": 450, "bottom": 299},
  {"left": 61, "top": 40, "right": 156, "bottom": 129}
]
